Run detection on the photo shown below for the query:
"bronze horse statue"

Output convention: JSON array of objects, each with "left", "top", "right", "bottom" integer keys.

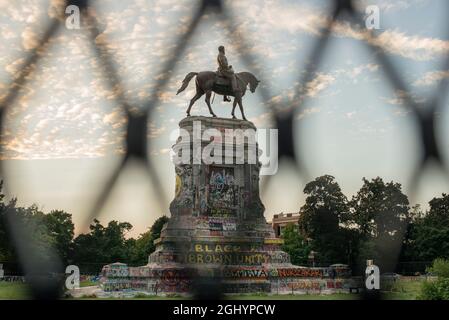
[{"left": 176, "top": 71, "right": 260, "bottom": 120}]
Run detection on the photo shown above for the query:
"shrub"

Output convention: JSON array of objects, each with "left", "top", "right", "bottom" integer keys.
[
  {"left": 419, "top": 259, "right": 449, "bottom": 300},
  {"left": 426, "top": 258, "right": 449, "bottom": 278},
  {"left": 419, "top": 278, "right": 449, "bottom": 300}
]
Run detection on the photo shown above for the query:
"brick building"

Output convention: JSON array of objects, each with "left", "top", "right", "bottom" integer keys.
[{"left": 270, "top": 212, "right": 301, "bottom": 237}]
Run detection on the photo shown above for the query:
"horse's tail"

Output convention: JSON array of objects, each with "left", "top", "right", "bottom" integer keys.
[{"left": 176, "top": 72, "right": 198, "bottom": 95}]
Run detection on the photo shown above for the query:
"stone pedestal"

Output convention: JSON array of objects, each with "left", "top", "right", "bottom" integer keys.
[
  {"left": 148, "top": 116, "right": 286, "bottom": 293},
  {"left": 99, "top": 116, "right": 354, "bottom": 295}
]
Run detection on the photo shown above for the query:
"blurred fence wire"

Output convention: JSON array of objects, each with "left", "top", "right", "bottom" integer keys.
[{"left": 0, "top": 0, "right": 448, "bottom": 299}]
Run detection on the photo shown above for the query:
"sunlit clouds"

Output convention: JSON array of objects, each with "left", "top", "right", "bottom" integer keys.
[{"left": 1, "top": 0, "right": 446, "bottom": 161}]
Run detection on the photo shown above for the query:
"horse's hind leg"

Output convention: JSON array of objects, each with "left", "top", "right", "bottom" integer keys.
[
  {"left": 186, "top": 90, "right": 203, "bottom": 116},
  {"left": 205, "top": 90, "right": 217, "bottom": 117}
]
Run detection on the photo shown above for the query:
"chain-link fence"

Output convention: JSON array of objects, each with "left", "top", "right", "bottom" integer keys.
[{"left": 0, "top": 0, "right": 448, "bottom": 300}]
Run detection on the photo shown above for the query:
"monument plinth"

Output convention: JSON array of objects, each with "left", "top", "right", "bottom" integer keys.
[{"left": 99, "top": 117, "right": 354, "bottom": 295}]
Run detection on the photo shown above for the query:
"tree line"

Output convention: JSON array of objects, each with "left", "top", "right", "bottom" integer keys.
[
  {"left": 1, "top": 175, "right": 449, "bottom": 275},
  {"left": 281, "top": 175, "right": 449, "bottom": 274},
  {"left": 0, "top": 181, "right": 168, "bottom": 274}
]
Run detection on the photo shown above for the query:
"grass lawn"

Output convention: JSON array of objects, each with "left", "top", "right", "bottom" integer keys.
[
  {"left": 228, "top": 293, "right": 359, "bottom": 300},
  {"left": 381, "top": 278, "right": 424, "bottom": 300},
  {"left": 0, "top": 279, "right": 425, "bottom": 300},
  {"left": 80, "top": 280, "right": 98, "bottom": 287},
  {"left": 72, "top": 293, "right": 360, "bottom": 300},
  {"left": 0, "top": 282, "right": 32, "bottom": 300}
]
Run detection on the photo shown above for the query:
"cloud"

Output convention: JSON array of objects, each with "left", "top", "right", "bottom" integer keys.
[
  {"left": 356, "top": 0, "right": 424, "bottom": 13},
  {"left": 265, "top": 62, "right": 378, "bottom": 114},
  {"left": 305, "top": 73, "right": 336, "bottom": 98},
  {"left": 384, "top": 89, "right": 409, "bottom": 105},
  {"left": 297, "top": 107, "right": 320, "bottom": 120},
  {"left": 413, "top": 70, "right": 449, "bottom": 87},
  {"left": 233, "top": 0, "right": 448, "bottom": 62},
  {"left": 248, "top": 111, "right": 273, "bottom": 128},
  {"left": 337, "top": 63, "right": 379, "bottom": 79},
  {"left": 1, "top": 25, "right": 17, "bottom": 39},
  {"left": 5, "top": 58, "right": 26, "bottom": 75},
  {"left": 48, "top": 0, "right": 66, "bottom": 20},
  {"left": 21, "top": 27, "right": 39, "bottom": 50},
  {"left": 149, "top": 122, "right": 166, "bottom": 138},
  {"left": 345, "top": 111, "right": 356, "bottom": 119},
  {"left": 383, "top": 89, "right": 424, "bottom": 107},
  {"left": 0, "top": 0, "right": 441, "bottom": 161},
  {"left": 371, "top": 29, "right": 449, "bottom": 61},
  {"left": 103, "top": 110, "right": 127, "bottom": 129}
]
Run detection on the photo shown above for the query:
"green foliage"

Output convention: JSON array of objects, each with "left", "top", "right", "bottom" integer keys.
[
  {"left": 401, "top": 194, "right": 449, "bottom": 263},
  {"left": 349, "top": 177, "right": 409, "bottom": 271},
  {"left": 419, "top": 259, "right": 449, "bottom": 300},
  {"left": 130, "top": 215, "right": 169, "bottom": 265},
  {"left": 427, "top": 258, "right": 449, "bottom": 278},
  {"left": 44, "top": 210, "right": 74, "bottom": 263},
  {"left": 298, "top": 175, "right": 352, "bottom": 264},
  {"left": 419, "top": 278, "right": 449, "bottom": 300},
  {"left": 1, "top": 179, "right": 170, "bottom": 273},
  {"left": 1, "top": 181, "right": 75, "bottom": 266},
  {"left": 2, "top": 174, "right": 449, "bottom": 279},
  {"left": 71, "top": 215, "right": 169, "bottom": 268},
  {"left": 427, "top": 194, "right": 449, "bottom": 225},
  {"left": 0, "top": 182, "right": 17, "bottom": 261},
  {"left": 71, "top": 219, "right": 133, "bottom": 265},
  {"left": 350, "top": 177, "right": 409, "bottom": 238},
  {"left": 281, "top": 223, "right": 311, "bottom": 265}
]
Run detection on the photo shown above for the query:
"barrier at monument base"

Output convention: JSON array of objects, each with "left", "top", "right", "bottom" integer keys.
[
  {"left": 98, "top": 262, "right": 360, "bottom": 295},
  {"left": 98, "top": 117, "right": 362, "bottom": 296}
]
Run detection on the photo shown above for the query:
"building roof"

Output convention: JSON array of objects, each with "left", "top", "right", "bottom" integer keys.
[{"left": 270, "top": 212, "right": 301, "bottom": 224}]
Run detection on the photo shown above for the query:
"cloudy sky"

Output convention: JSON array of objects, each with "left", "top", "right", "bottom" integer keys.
[{"left": 1, "top": 0, "right": 449, "bottom": 237}]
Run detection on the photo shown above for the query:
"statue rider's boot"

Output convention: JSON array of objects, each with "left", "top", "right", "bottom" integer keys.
[{"left": 223, "top": 95, "right": 231, "bottom": 102}]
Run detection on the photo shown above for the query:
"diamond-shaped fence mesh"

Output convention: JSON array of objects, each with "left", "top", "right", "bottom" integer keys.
[{"left": 0, "top": 0, "right": 448, "bottom": 299}]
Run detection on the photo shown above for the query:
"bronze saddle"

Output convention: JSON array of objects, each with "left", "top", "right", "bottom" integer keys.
[
  {"left": 214, "top": 73, "right": 232, "bottom": 86},
  {"left": 212, "top": 72, "right": 235, "bottom": 96}
]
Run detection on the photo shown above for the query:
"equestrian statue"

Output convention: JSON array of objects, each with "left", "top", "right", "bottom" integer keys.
[{"left": 176, "top": 46, "right": 260, "bottom": 121}]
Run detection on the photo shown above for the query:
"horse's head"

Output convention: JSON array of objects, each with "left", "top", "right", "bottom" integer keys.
[
  {"left": 238, "top": 72, "right": 260, "bottom": 93},
  {"left": 250, "top": 78, "right": 260, "bottom": 93}
]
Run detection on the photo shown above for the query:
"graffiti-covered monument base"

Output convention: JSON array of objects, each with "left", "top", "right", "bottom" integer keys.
[{"left": 100, "top": 116, "right": 353, "bottom": 295}]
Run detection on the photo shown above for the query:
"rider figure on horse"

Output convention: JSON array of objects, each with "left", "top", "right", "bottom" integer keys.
[{"left": 217, "top": 45, "right": 237, "bottom": 102}]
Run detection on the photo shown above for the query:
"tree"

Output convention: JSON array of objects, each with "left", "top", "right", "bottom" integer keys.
[
  {"left": 103, "top": 220, "right": 133, "bottom": 262},
  {"left": 350, "top": 177, "right": 410, "bottom": 271},
  {"left": 402, "top": 194, "right": 449, "bottom": 263},
  {"left": 150, "top": 215, "right": 169, "bottom": 241},
  {"left": 400, "top": 204, "right": 425, "bottom": 263},
  {"left": 1, "top": 179, "right": 174, "bottom": 274},
  {"left": 298, "top": 175, "right": 351, "bottom": 264},
  {"left": 281, "top": 223, "right": 311, "bottom": 265},
  {"left": 0, "top": 181, "right": 12, "bottom": 261},
  {"left": 43, "top": 210, "right": 74, "bottom": 264},
  {"left": 0, "top": 182, "right": 75, "bottom": 270},
  {"left": 350, "top": 177, "right": 409, "bottom": 238},
  {"left": 427, "top": 193, "right": 449, "bottom": 226},
  {"left": 71, "top": 219, "right": 133, "bottom": 271},
  {"left": 130, "top": 215, "right": 169, "bottom": 265},
  {"left": 1, "top": 201, "right": 63, "bottom": 271}
]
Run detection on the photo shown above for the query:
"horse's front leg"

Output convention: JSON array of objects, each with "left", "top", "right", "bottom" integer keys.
[
  {"left": 237, "top": 95, "right": 247, "bottom": 121},
  {"left": 231, "top": 97, "right": 237, "bottom": 119}
]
